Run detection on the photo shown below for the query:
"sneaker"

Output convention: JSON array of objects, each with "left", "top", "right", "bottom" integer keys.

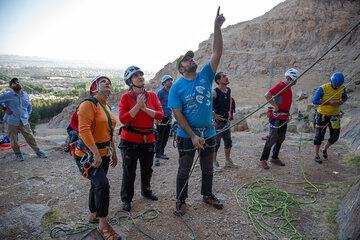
[
  {"left": 322, "top": 149, "right": 328, "bottom": 159},
  {"left": 270, "top": 158, "right": 285, "bottom": 166},
  {"left": 16, "top": 154, "right": 24, "bottom": 161},
  {"left": 213, "top": 161, "right": 222, "bottom": 171},
  {"left": 173, "top": 201, "right": 186, "bottom": 216},
  {"left": 259, "top": 160, "right": 269, "bottom": 169},
  {"left": 203, "top": 194, "right": 223, "bottom": 209},
  {"left": 154, "top": 158, "right": 160, "bottom": 166},
  {"left": 224, "top": 159, "right": 239, "bottom": 168},
  {"left": 122, "top": 202, "right": 131, "bottom": 212},
  {"left": 159, "top": 154, "right": 169, "bottom": 160},
  {"left": 36, "top": 151, "right": 47, "bottom": 158},
  {"left": 142, "top": 193, "right": 158, "bottom": 201},
  {"left": 315, "top": 156, "right": 322, "bottom": 164},
  {"left": 98, "top": 225, "right": 121, "bottom": 240}
]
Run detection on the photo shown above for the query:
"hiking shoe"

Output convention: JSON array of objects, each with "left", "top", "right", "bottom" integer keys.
[
  {"left": 98, "top": 225, "right": 121, "bottom": 240},
  {"left": 88, "top": 216, "right": 99, "bottom": 224},
  {"left": 142, "top": 193, "right": 158, "bottom": 201},
  {"left": 16, "top": 154, "right": 24, "bottom": 161},
  {"left": 224, "top": 159, "right": 239, "bottom": 168},
  {"left": 173, "top": 201, "right": 186, "bottom": 216},
  {"left": 154, "top": 158, "right": 160, "bottom": 166},
  {"left": 36, "top": 151, "right": 47, "bottom": 158},
  {"left": 322, "top": 149, "right": 328, "bottom": 159},
  {"left": 159, "top": 154, "right": 169, "bottom": 160},
  {"left": 259, "top": 160, "right": 269, "bottom": 169},
  {"left": 122, "top": 202, "right": 131, "bottom": 212},
  {"left": 203, "top": 194, "right": 223, "bottom": 209},
  {"left": 315, "top": 156, "right": 322, "bottom": 164},
  {"left": 213, "top": 161, "right": 222, "bottom": 171},
  {"left": 270, "top": 158, "right": 285, "bottom": 166}
]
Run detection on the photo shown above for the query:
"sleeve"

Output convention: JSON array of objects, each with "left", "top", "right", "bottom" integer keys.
[
  {"left": 0, "top": 93, "right": 8, "bottom": 105},
  {"left": 312, "top": 87, "right": 324, "bottom": 105},
  {"left": 268, "top": 83, "right": 282, "bottom": 96},
  {"left": 201, "top": 62, "right": 215, "bottom": 84},
  {"left": 168, "top": 83, "right": 182, "bottom": 109},
  {"left": 78, "top": 101, "right": 96, "bottom": 147},
  {"left": 152, "top": 92, "right": 164, "bottom": 120},
  {"left": 342, "top": 88, "right": 348, "bottom": 101},
  {"left": 118, "top": 94, "right": 134, "bottom": 124}
]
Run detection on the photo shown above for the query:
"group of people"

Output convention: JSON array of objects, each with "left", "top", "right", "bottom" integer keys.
[{"left": 0, "top": 7, "right": 349, "bottom": 240}]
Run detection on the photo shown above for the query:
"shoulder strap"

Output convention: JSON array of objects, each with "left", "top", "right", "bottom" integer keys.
[{"left": 93, "top": 97, "right": 113, "bottom": 138}]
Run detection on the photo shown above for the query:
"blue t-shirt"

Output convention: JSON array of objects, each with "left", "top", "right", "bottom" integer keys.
[
  {"left": 168, "top": 62, "right": 216, "bottom": 138},
  {"left": 156, "top": 87, "right": 172, "bottom": 116}
]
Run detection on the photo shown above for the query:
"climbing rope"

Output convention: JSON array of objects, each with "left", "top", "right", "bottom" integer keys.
[
  {"left": 193, "top": 18, "right": 360, "bottom": 240},
  {"left": 234, "top": 73, "right": 360, "bottom": 240},
  {"left": 48, "top": 208, "right": 161, "bottom": 239}
]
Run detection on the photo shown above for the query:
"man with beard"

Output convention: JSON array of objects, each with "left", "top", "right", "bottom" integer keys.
[
  {"left": 0, "top": 78, "right": 47, "bottom": 161},
  {"left": 168, "top": 7, "right": 225, "bottom": 216},
  {"left": 212, "top": 72, "right": 238, "bottom": 171}
]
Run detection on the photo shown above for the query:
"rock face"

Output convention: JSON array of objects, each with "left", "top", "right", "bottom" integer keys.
[
  {"left": 150, "top": 0, "right": 360, "bottom": 107},
  {"left": 336, "top": 176, "right": 360, "bottom": 240}
]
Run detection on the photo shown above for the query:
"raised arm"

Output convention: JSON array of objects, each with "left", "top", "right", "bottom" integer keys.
[{"left": 210, "top": 6, "right": 226, "bottom": 73}]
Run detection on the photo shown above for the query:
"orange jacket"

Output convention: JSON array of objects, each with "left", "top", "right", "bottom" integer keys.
[{"left": 75, "top": 94, "right": 116, "bottom": 157}]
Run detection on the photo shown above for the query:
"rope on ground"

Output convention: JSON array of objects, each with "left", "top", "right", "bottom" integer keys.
[
  {"left": 235, "top": 73, "right": 360, "bottom": 239},
  {"left": 173, "top": 18, "right": 360, "bottom": 240},
  {"left": 48, "top": 208, "right": 161, "bottom": 239}
]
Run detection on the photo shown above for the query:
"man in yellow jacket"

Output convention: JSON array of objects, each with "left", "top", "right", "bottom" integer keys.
[{"left": 312, "top": 72, "right": 348, "bottom": 164}]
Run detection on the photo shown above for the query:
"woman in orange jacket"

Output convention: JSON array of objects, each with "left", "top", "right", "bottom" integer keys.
[
  {"left": 75, "top": 76, "right": 121, "bottom": 240},
  {"left": 118, "top": 66, "right": 163, "bottom": 212}
]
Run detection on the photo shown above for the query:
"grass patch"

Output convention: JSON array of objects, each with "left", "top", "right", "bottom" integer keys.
[
  {"left": 347, "top": 154, "right": 360, "bottom": 170},
  {"left": 41, "top": 208, "right": 70, "bottom": 240}
]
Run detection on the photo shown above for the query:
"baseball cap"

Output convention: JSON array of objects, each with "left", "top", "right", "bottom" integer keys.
[{"left": 176, "top": 50, "right": 194, "bottom": 72}]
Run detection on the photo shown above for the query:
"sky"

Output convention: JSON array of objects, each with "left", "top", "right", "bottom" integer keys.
[{"left": 0, "top": 0, "right": 284, "bottom": 71}]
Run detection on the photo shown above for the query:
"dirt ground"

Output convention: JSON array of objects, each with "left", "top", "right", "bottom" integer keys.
[{"left": 0, "top": 124, "right": 358, "bottom": 240}]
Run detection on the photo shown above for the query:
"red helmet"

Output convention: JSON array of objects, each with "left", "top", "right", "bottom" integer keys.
[{"left": 89, "top": 76, "right": 111, "bottom": 95}]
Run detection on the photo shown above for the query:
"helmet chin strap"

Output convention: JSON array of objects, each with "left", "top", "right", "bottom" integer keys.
[{"left": 131, "top": 82, "right": 145, "bottom": 92}]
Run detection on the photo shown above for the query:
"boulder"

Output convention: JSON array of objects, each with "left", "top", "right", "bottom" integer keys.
[{"left": 336, "top": 176, "right": 360, "bottom": 240}]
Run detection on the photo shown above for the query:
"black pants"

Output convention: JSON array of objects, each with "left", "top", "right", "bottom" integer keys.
[
  {"left": 313, "top": 113, "right": 340, "bottom": 145},
  {"left": 215, "top": 120, "right": 232, "bottom": 152},
  {"left": 119, "top": 139, "right": 155, "bottom": 203},
  {"left": 260, "top": 118, "right": 287, "bottom": 161},
  {"left": 155, "top": 116, "right": 172, "bottom": 158},
  {"left": 75, "top": 154, "right": 110, "bottom": 217},
  {"left": 176, "top": 136, "right": 215, "bottom": 201}
]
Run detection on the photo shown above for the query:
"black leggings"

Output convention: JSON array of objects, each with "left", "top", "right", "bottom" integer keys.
[
  {"left": 119, "top": 139, "right": 155, "bottom": 203},
  {"left": 75, "top": 154, "right": 110, "bottom": 217},
  {"left": 155, "top": 116, "right": 171, "bottom": 157},
  {"left": 313, "top": 114, "right": 340, "bottom": 145}
]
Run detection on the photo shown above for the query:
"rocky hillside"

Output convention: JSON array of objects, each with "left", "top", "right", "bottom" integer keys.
[{"left": 150, "top": 0, "right": 360, "bottom": 103}]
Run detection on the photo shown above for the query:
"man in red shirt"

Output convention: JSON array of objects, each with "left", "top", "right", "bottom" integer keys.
[{"left": 259, "top": 68, "right": 299, "bottom": 169}]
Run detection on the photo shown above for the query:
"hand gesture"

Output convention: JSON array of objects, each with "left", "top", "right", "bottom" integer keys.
[
  {"left": 137, "top": 93, "right": 146, "bottom": 109},
  {"left": 92, "top": 153, "right": 103, "bottom": 168},
  {"left": 213, "top": 112, "right": 224, "bottom": 121},
  {"left": 215, "top": 6, "right": 226, "bottom": 28}
]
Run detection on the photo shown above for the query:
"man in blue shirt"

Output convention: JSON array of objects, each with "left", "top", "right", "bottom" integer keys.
[
  {"left": 0, "top": 78, "right": 47, "bottom": 161},
  {"left": 154, "top": 75, "right": 173, "bottom": 166},
  {"left": 168, "top": 7, "right": 225, "bottom": 216}
]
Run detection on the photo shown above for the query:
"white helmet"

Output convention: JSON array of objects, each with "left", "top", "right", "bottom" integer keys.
[
  {"left": 124, "top": 66, "right": 143, "bottom": 86},
  {"left": 284, "top": 68, "right": 299, "bottom": 81}
]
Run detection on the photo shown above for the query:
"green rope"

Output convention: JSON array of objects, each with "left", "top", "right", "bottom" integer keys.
[
  {"left": 235, "top": 73, "right": 360, "bottom": 239},
  {"left": 48, "top": 208, "right": 161, "bottom": 239}
]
